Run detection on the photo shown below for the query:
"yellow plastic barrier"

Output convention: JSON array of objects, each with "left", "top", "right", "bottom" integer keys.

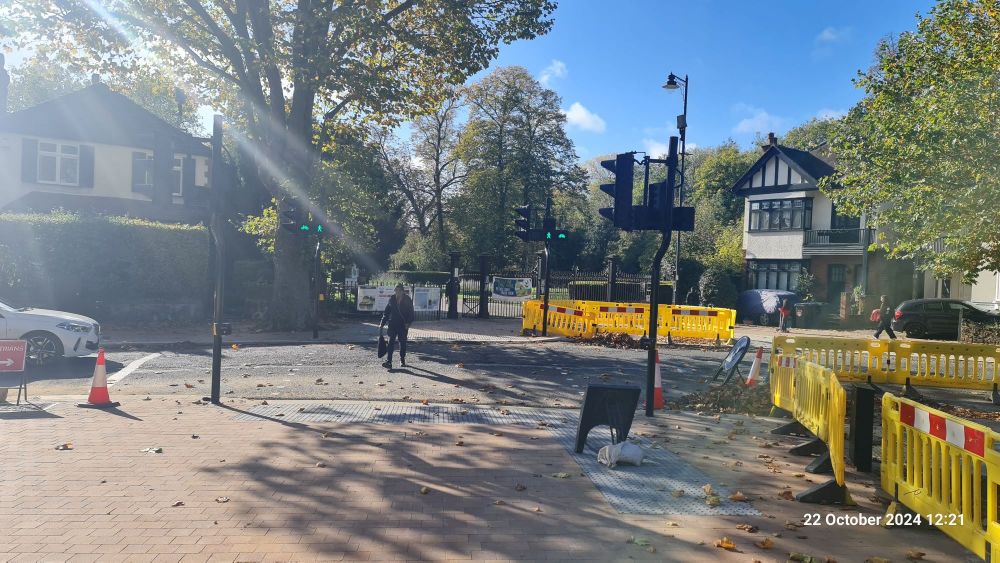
[
  {"left": 520, "top": 300, "right": 594, "bottom": 338},
  {"left": 794, "top": 361, "right": 847, "bottom": 487},
  {"left": 773, "top": 335, "right": 1000, "bottom": 392},
  {"left": 660, "top": 305, "right": 736, "bottom": 343},
  {"left": 773, "top": 334, "right": 887, "bottom": 380},
  {"left": 769, "top": 354, "right": 798, "bottom": 412},
  {"left": 885, "top": 339, "right": 1000, "bottom": 391},
  {"left": 881, "top": 393, "right": 1000, "bottom": 560},
  {"left": 590, "top": 302, "right": 649, "bottom": 336}
]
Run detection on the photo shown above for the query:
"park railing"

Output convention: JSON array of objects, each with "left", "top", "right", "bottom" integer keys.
[
  {"left": 881, "top": 393, "right": 1000, "bottom": 561},
  {"left": 520, "top": 299, "right": 735, "bottom": 343}
]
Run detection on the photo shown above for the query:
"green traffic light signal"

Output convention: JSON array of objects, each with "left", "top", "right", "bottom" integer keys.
[
  {"left": 546, "top": 231, "right": 552, "bottom": 240},
  {"left": 316, "top": 224, "right": 324, "bottom": 234},
  {"left": 558, "top": 232, "right": 567, "bottom": 239},
  {"left": 300, "top": 224, "right": 310, "bottom": 232}
]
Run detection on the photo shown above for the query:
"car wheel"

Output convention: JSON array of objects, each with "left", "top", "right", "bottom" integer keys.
[
  {"left": 22, "top": 331, "right": 64, "bottom": 365},
  {"left": 757, "top": 313, "right": 770, "bottom": 326},
  {"left": 904, "top": 322, "right": 927, "bottom": 339}
]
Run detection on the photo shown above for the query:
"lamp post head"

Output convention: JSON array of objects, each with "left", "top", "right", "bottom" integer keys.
[{"left": 662, "top": 73, "right": 680, "bottom": 90}]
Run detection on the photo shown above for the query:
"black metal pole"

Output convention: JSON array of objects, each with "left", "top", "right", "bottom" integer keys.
[
  {"left": 607, "top": 257, "right": 618, "bottom": 302},
  {"left": 448, "top": 252, "right": 460, "bottom": 319},
  {"left": 646, "top": 136, "right": 678, "bottom": 417},
  {"left": 542, "top": 242, "right": 551, "bottom": 336},
  {"left": 478, "top": 253, "right": 490, "bottom": 319},
  {"left": 209, "top": 115, "right": 225, "bottom": 405},
  {"left": 673, "top": 76, "right": 688, "bottom": 305},
  {"left": 312, "top": 239, "right": 321, "bottom": 339}
]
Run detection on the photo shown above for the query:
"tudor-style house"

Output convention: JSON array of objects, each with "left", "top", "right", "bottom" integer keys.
[
  {"left": 731, "top": 133, "right": 917, "bottom": 308},
  {"left": 0, "top": 66, "right": 212, "bottom": 224}
]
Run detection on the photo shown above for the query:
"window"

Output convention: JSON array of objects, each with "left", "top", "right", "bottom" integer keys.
[
  {"left": 37, "top": 142, "right": 80, "bottom": 186},
  {"left": 171, "top": 157, "right": 183, "bottom": 197},
  {"left": 748, "top": 198, "right": 812, "bottom": 232},
  {"left": 132, "top": 152, "right": 154, "bottom": 193},
  {"left": 924, "top": 302, "right": 944, "bottom": 312},
  {"left": 747, "top": 260, "right": 809, "bottom": 292}
]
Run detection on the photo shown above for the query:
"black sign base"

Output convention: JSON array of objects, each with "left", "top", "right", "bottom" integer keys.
[
  {"left": 575, "top": 384, "right": 641, "bottom": 453},
  {"left": 771, "top": 420, "right": 810, "bottom": 436},
  {"left": 796, "top": 479, "right": 853, "bottom": 505},
  {"left": 789, "top": 437, "right": 828, "bottom": 456},
  {"left": 805, "top": 451, "right": 833, "bottom": 474}
]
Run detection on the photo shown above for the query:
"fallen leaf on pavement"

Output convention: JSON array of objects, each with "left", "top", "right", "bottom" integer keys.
[
  {"left": 729, "top": 491, "right": 748, "bottom": 502},
  {"left": 514, "top": 483, "right": 527, "bottom": 491},
  {"left": 754, "top": 538, "right": 774, "bottom": 549},
  {"left": 322, "top": 432, "right": 332, "bottom": 438},
  {"left": 315, "top": 462, "right": 326, "bottom": 468},
  {"left": 789, "top": 553, "right": 825, "bottom": 562},
  {"left": 261, "top": 400, "right": 268, "bottom": 405},
  {"left": 703, "top": 484, "right": 715, "bottom": 496},
  {"left": 778, "top": 490, "right": 795, "bottom": 500},
  {"left": 665, "top": 521, "right": 679, "bottom": 527},
  {"left": 143, "top": 396, "right": 152, "bottom": 401},
  {"left": 715, "top": 537, "right": 737, "bottom": 551},
  {"left": 500, "top": 409, "right": 511, "bottom": 415},
  {"left": 55, "top": 443, "right": 74, "bottom": 451},
  {"left": 184, "top": 383, "right": 195, "bottom": 388},
  {"left": 215, "top": 497, "right": 229, "bottom": 503},
  {"left": 141, "top": 447, "right": 163, "bottom": 454},
  {"left": 551, "top": 472, "right": 571, "bottom": 479},
  {"left": 421, "top": 399, "right": 429, "bottom": 405},
  {"left": 736, "top": 523, "right": 758, "bottom": 533},
  {"left": 231, "top": 344, "right": 239, "bottom": 351},
  {"left": 456, "top": 363, "right": 465, "bottom": 368},
  {"left": 455, "top": 441, "right": 464, "bottom": 446},
  {"left": 493, "top": 500, "right": 505, "bottom": 505},
  {"left": 671, "top": 489, "right": 685, "bottom": 498},
  {"left": 905, "top": 552, "right": 925, "bottom": 561},
  {"left": 491, "top": 431, "right": 503, "bottom": 437},
  {"left": 419, "top": 487, "right": 430, "bottom": 495},
  {"left": 171, "top": 501, "right": 184, "bottom": 507},
  {"left": 706, "top": 495, "right": 721, "bottom": 507},
  {"left": 532, "top": 506, "right": 542, "bottom": 512}
]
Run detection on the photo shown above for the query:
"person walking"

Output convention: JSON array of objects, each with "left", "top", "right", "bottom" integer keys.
[
  {"left": 380, "top": 284, "right": 415, "bottom": 369},
  {"left": 873, "top": 295, "right": 897, "bottom": 339},
  {"left": 777, "top": 299, "right": 791, "bottom": 333}
]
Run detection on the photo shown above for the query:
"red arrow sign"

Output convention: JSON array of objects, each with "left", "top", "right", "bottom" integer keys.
[{"left": 0, "top": 340, "right": 27, "bottom": 372}]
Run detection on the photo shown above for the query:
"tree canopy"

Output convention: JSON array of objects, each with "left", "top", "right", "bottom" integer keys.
[{"left": 826, "top": 0, "right": 1000, "bottom": 279}]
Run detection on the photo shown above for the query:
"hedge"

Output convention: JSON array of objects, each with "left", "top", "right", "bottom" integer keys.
[
  {"left": 0, "top": 212, "right": 209, "bottom": 315},
  {"left": 961, "top": 319, "right": 1000, "bottom": 345}
]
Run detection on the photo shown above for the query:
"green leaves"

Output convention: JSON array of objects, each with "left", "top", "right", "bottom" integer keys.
[{"left": 828, "top": 0, "right": 1000, "bottom": 279}]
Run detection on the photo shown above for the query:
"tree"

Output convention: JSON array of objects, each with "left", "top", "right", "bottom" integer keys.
[
  {"left": 699, "top": 267, "right": 738, "bottom": 309},
  {"left": 781, "top": 117, "right": 840, "bottom": 151},
  {"left": 5, "top": 1, "right": 556, "bottom": 329},
  {"left": 8, "top": 57, "right": 202, "bottom": 132},
  {"left": 687, "top": 140, "right": 756, "bottom": 224},
  {"left": 453, "top": 66, "right": 585, "bottom": 267},
  {"left": 825, "top": 0, "right": 1000, "bottom": 279}
]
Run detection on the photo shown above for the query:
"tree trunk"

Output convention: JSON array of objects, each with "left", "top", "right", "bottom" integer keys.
[{"left": 270, "top": 195, "right": 313, "bottom": 331}]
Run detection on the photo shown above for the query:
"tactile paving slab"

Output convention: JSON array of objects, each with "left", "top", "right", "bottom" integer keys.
[{"left": 234, "top": 402, "right": 760, "bottom": 516}]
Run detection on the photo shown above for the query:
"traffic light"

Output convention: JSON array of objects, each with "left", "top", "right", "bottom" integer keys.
[
  {"left": 646, "top": 180, "right": 669, "bottom": 213},
  {"left": 545, "top": 230, "right": 568, "bottom": 240},
  {"left": 599, "top": 153, "right": 635, "bottom": 229},
  {"left": 514, "top": 204, "right": 532, "bottom": 241},
  {"left": 280, "top": 203, "right": 325, "bottom": 236}
]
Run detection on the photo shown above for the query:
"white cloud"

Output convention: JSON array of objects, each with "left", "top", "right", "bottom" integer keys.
[
  {"left": 539, "top": 59, "right": 567, "bottom": 86},
  {"left": 816, "top": 108, "right": 847, "bottom": 120},
  {"left": 643, "top": 139, "right": 670, "bottom": 159},
  {"left": 816, "top": 26, "right": 852, "bottom": 44},
  {"left": 732, "top": 103, "right": 789, "bottom": 135},
  {"left": 563, "top": 102, "right": 606, "bottom": 133}
]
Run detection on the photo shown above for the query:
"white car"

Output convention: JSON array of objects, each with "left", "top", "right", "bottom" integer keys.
[{"left": 0, "top": 299, "right": 101, "bottom": 363}]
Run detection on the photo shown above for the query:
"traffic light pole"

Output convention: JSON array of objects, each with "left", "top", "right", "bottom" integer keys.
[
  {"left": 311, "top": 238, "right": 321, "bottom": 340},
  {"left": 542, "top": 241, "right": 551, "bottom": 336},
  {"left": 646, "top": 136, "right": 679, "bottom": 418},
  {"left": 209, "top": 115, "right": 225, "bottom": 406}
]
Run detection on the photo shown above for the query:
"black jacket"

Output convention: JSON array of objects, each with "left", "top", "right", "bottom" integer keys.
[{"left": 380, "top": 295, "right": 415, "bottom": 329}]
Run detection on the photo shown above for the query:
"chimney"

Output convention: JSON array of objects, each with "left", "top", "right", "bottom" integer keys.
[
  {"left": 0, "top": 54, "right": 9, "bottom": 114},
  {"left": 91, "top": 73, "right": 101, "bottom": 85},
  {"left": 768, "top": 132, "right": 777, "bottom": 146}
]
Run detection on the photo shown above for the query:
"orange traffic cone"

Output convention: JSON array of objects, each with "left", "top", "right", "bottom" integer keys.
[
  {"left": 746, "top": 347, "right": 763, "bottom": 386},
  {"left": 652, "top": 351, "right": 664, "bottom": 410},
  {"left": 79, "top": 348, "right": 120, "bottom": 409}
]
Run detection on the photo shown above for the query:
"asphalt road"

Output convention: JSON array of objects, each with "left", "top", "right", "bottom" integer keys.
[{"left": 20, "top": 341, "right": 740, "bottom": 407}]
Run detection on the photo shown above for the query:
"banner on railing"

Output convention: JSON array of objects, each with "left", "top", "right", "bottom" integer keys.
[{"left": 492, "top": 277, "right": 533, "bottom": 301}]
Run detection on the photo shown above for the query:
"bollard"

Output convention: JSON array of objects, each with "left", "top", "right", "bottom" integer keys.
[{"left": 847, "top": 385, "right": 875, "bottom": 473}]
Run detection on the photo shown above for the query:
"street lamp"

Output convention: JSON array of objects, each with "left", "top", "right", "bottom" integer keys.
[{"left": 662, "top": 72, "right": 688, "bottom": 305}]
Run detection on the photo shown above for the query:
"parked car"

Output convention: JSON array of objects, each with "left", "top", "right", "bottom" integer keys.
[
  {"left": 890, "top": 298, "right": 998, "bottom": 339},
  {"left": 0, "top": 299, "right": 101, "bottom": 363},
  {"left": 737, "top": 289, "right": 799, "bottom": 326}
]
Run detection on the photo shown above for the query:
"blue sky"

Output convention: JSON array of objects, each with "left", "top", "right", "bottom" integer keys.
[
  {"left": 5, "top": 0, "right": 936, "bottom": 159},
  {"left": 474, "top": 0, "right": 937, "bottom": 160}
]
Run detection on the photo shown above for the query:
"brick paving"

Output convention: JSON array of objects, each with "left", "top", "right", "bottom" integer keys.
[{"left": 0, "top": 395, "right": 973, "bottom": 562}]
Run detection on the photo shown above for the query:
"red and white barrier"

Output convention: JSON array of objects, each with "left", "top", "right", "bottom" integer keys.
[
  {"left": 671, "top": 309, "right": 719, "bottom": 317},
  {"left": 547, "top": 305, "right": 584, "bottom": 317},
  {"left": 598, "top": 306, "right": 645, "bottom": 314},
  {"left": 900, "top": 403, "right": 985, "bottom": 457}
]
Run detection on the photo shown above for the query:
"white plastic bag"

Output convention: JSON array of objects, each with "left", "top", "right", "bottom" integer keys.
[{"left": 597, "top": 442, "right": 645, "bottom": 468}]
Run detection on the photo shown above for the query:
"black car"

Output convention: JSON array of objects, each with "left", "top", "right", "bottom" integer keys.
[{"left": 890, "top": 298, "right": 999, "bottom": 339}]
